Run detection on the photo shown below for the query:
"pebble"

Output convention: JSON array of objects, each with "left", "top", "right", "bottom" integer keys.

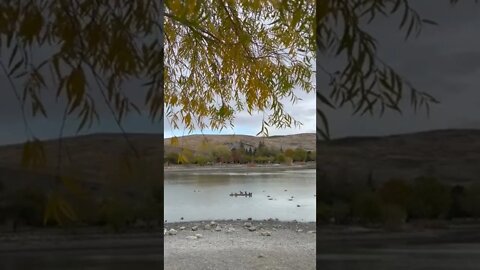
[
  {"left": 215, "top": 225, "right": 222, "bottom": 231},
  {"left": 226, "top": 227, "right": 236, "bottom": 233},
  {"left": 186, "top": 236, "right": 197, "bottom": 240},
  {"left": 192, "top": 226, "right": 198, "bottom": 231},
  {"left": 307, "top": 230, "right": 316, "bottom": 234},
  {"left": 204, "top": 224, "right": 211, "bottom": 230},
  {"left": 248, "top": 226, "right": 257, "bottom": 232},
  {"left": 297, "top": 229, "right": 303, "bottom": 233},
  {"left": 168, "top": 229, "right": 177, "bottom": 235},
  {"left": 260, "top": 231, "right": 271, "bottom": 236},
  {"left": 179, "top": 226, "right": 186, "bottom": 230},
  {"left": 210, "top": 221, "right": 216, "bottom": 225},
  {"left": 195, "top": 233, "right": 203, "bottom": 238},
  {"left": 244, "top": 222, "right": 252, "bottom": 228}
]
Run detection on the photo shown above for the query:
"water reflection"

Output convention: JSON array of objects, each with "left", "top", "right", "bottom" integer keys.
[{"left": 164, "top": 169, "right": 316, "bottom": 222}]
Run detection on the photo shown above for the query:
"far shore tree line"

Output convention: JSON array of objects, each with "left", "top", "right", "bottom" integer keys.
[
  {"left": 317, "top": 173, "right": 480, "bottom": 229},
  {"left": 165, "top": 141, "right": 316, "bottom": 166}
]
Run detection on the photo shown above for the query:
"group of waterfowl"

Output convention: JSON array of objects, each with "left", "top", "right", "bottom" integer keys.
[{"left": 229, "top": 191, "right": 253, "bottom": 197}]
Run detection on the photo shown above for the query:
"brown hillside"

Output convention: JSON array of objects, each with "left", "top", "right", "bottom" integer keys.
[{"left": 317, "top": 129, "right": 480, "bottom": 184}]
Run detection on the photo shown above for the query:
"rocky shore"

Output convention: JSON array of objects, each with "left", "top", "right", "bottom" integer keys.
[
  {"left": 164, "top": 162, "right": 316, "bottom": 174},
  {"left": 164, "top": 219, "right": 316, "bottom": 270}
]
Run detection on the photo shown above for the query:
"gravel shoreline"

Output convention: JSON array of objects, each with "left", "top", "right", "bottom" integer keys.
[
  {"left": 164, "top": 163, "right": 316, "bottom": 174},
  {"left": 164, "top": 219, "right": 316, "bottom": 270}
]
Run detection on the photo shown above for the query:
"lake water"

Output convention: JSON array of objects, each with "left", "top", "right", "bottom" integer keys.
[
  {"left": 318, "top": 243, "right": 480, "bottom": 270},
  {"left": 164, "top": 169, "right": 316, "bottom": 222}
]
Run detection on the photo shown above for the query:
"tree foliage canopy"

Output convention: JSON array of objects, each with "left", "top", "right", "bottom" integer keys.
[{"left": 164, "top": 0, "right": 315, "bottom": 136}]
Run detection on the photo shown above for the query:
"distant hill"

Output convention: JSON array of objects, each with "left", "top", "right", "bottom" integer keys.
[
  {"left": 0, "top": 132, "right": 315, "bottom": 188},
  {"left": 317, "top": 129, "right": 480, "bottom": 185},
  {"left": 164, "top": 133, "right": 316, "bottom": 154}
]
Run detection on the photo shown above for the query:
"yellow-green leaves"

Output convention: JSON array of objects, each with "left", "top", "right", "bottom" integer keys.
[
  {"left": 21, "top": 139, "right": 46, "bottom": 169},
  {"left": 170, "top": 136, "right": 179, "bottom": 146},
  {"left": 43, "top": 190, "right": 78, "bottom": 226},
  {"left": 165, "top": 0, "right": 315, "bottom": 136}
]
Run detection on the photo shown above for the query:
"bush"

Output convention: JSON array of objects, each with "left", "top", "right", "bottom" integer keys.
[
  {"left": 99, "top": 198, "right": 136, "bottom": 232},
  {"left": 382, "top": 204, "right": 407, "bottom": 230},
  {"left": 317, "top": 202, "right": 332, "bottom": 223},
  {"left": 352, "top": 192, "right": 383, "bottom": 225},
  {"left": 462, "top": 183, "right": 480, "bottom": 218},
  {"left": 4, "top": 188, "right": 46, "bottom": 226},
  {"left": 331, "top": 201, "right": 351, "bottom": 224},
  {"left": 408, "top": 177, "right": 451, "bottom": 219},
  {"left": 378, "top": 178, "right": 412, "bottom": 209}
]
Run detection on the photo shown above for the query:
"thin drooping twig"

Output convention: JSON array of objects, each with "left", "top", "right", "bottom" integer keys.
[{"left": 0, "top": 60, "right": 34, "bottom": 140}]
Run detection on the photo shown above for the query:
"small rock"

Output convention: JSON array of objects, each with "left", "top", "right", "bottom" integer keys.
[
  {"left": 192, "top": 226, "right": 198, "bottom": 231},
  {"left": 186, "top": 236, "right": 197, "bottom": 240},
  {"left": 215, "top": 225, "right": 222, "bottom": 231},
  {"left": 179, "top": 226, "right": 186, "bottom": 230},
  {"left": 204, "top": 224, "right": 211, "bottom": 230},
  {"left": 247, "top": 217, "right": 252, "bottom": 221},
  {"left": 268, "top": 198, "right": 273, "bottom": 200},
  {"left": 244, "top": 222, "right": 252, "bottom": 228},
  {"left": 226, "top": 227, "right": 236, "bottom": 233},
  {"left": 248, "top": 226, "right": 257, "bottom": 232},
  {"left": 297, "top": 205, "right": 301, "bottom": 207},
  {"left": 258, "top": 254, "right": 265, "bottom": 258},
  {"left": 195, "top": 233, "right": 203, "bottom": 238},
  {"left": 210, "top": 221, "right": 216, "bottom": 225},
  {"left": 297, "top": 229, "right": 303, "bottom": 233},
  {"left": 260, "top": 231, "right": 271, "bottom": 236},
  {"left": 284, "top": 189, "right": 287, "bottom": 191},
  {"left": 168, "top": 229, "right": 177, "bottom": 235},
  {"left": 307, "top": 230, "right": 316, "bottom": 234}
]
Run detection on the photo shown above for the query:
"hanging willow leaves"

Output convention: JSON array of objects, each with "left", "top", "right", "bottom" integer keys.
[
  {"left": 164, "top": 0, "right": 315, "bottom": 135},
  {"left": 316, "top": 0, "right": 477, "bottom": 139},
  {"left": 43, "top": 190, "right": 78, "bottom": 226}
]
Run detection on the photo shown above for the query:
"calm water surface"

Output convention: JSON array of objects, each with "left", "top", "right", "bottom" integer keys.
[
  {"left": 164, "top": 169, "right": 316, "bottom": 222},
  {"left": 319, "top": 243, "right": 480, "bottom": 270}
]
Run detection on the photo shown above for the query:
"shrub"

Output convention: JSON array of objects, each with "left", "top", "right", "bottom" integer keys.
[
  {"left": 352, "top": 192, "right": 383, "bottom": 224},
  {"left": 382, "top": 204, "right": 407, "bottom": 230},
  {"left": 462, "top": 183, "right": 480, "bottom": 218},
  {"left": 378, "top": 178, "right": 412, "bottom": 209},
  {"left": 331, "top": 201, "right": 351, "bottom": 224},
  {"left": 4, "top": 188, "right": 46, "bottom": 226},
  {"left": 408, "top": 176, "right": 451, "bottom": 219},
  {"left": 317, "top": 202, "right": 332, "bottom": 223}
]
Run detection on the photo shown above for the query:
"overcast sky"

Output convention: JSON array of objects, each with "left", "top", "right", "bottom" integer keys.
[
  {"left": 320, "top": 1, "right": 480, "bottom": 139},
  {"left": 1, "top": 1, "right": 479, "bottom": 145}
]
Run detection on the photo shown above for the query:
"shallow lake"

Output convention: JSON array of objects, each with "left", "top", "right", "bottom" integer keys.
[
  {"left": 318, "top": 243, "right": 480, "bottom": 270},
  {"left": 164, "top": 169, "right": 316, "bottom": 222}
]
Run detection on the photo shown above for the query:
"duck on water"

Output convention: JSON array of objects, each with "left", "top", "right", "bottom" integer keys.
[{"left": 230, "top": 191, "right": 253, "bottom": 197}]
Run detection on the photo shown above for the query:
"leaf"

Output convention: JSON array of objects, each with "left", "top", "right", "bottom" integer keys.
[{"left": 170, "top": 136, "right": 179, "bottom": 146}]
